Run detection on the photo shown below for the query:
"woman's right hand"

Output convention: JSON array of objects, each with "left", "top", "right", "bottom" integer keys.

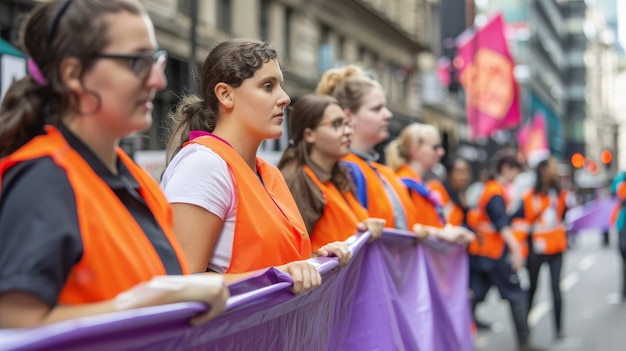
[
  {"left": 114, "top": 274, "right": 230, "bottom": 326},
  {"left": 276, "top": 261, "right": 322, "bottom": 294}
]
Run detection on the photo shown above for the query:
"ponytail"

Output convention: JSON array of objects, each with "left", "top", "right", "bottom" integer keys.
[
  {"left": 0, "top": 77, "right": 63, "bottom": 157},
  {"left": 165, "top": 96, "right": 216, "bottom": 164},
  {"left": 384, "top": 139, "right": 404, "bottom": 171}
]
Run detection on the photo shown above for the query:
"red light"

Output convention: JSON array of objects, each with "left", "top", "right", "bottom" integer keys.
[
  {"left": 571, "top": 153, "right": 584, "bottom": 168},
  {"left": 586, "top": 160, "right": 599, "bottom": 174},
  {"left": 600, "top": 150, "right": 613, "bottom": 165}
]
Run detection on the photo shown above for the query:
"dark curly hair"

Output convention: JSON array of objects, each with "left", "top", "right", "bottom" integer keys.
[{"left": 165, "top": 39, "right": 279, "bottom": 163}]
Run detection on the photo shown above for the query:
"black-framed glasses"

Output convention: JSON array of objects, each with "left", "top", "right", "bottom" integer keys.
[
  {"left": 318, "top": 118, "right": 353, "bottom": 130},
  {"left": 93, "top": 50, "right": 168, "bottom": 80}
]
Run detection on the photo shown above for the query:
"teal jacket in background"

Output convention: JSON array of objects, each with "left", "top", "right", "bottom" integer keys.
[{"left": 611, "top": 171, "right": 626, "bottom": 230}]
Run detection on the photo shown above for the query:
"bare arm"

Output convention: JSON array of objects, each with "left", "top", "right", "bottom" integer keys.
[
  {"left": 0, "top": 292, "right": 116, "bottom": 328},
  {"left": 171, "top": 203, "right": 224, "bottom": 274},
  {"left": 0, "top": 274, "right": 230, "bottom": 328}
]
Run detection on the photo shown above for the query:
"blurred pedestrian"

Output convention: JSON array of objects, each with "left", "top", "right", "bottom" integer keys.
[
  {"left": 161, "top": 39, "right": 351, "bottom": 293},
  {"left": 519, "top": 157, "right": 569, "bottom": 340},
  {"left": 0, "top": 0, "right": 229, "bottom": 328},
  {"left": 278, "top": 94, "right": 385, "bottom": 251},
  {"left": 469, "top": 150, "right": 538, "bottom": 350}
]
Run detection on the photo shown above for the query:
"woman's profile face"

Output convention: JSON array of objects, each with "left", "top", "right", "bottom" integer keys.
[
  {"left": 413, "top": 131, "right": 444, "bottom": 172},
  {"left": 230, "top": 59, "right": 291, "bottom": 142},
  {"left": 350, "top": 86, "right": 392, "bottom": 147},
  {"left": 78, "top": 12, "right": 167, "bottom": 138}
]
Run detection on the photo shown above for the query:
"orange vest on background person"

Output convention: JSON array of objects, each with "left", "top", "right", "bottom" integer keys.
[
  {"left": 342, "top": 153, "right": 418, "bottom": 229},
  {"left": 0, "top": 126, "right": 190, "bottom": 304},
  {"left": 428, "top": 179, "right": 466, "bottom": 227},
  {"left": 468, "top": 180, "right": 507, "bottom": 259},
  {"left": 190, "top": 136, "right": 311, "bottom": 273},
  {"left": 303, "top": 165, "right": 369, "bottom": 252},
  {"left": 510, "top": 217, "right": 530, "bottom": 258},
  {"left": 396, "top": 165, "right": 444, "bottom": 228},
  {"left": 522, "top": 189, "right": 568, "bottom": 255}
]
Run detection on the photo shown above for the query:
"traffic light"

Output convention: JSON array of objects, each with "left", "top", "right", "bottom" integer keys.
[
  {"left": 600, "top": 149, "right": 613, "bottom": 166},
  {"left": 571, "top": 153, "right": 584, "bottom": 168}
]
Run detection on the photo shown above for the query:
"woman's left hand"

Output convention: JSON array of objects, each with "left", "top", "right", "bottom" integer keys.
[
  {"left": 316, "top": 241, "right": 352, "bottom": 266},
  {"left": 357, "top": 218, "right": 386, "bottom": 242}
]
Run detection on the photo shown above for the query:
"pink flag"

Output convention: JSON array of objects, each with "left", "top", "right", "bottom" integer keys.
[
  {"left": 456, "top": 13, "right": 520, "bottom": 139},
  {"left": 517, "top": 111, "right": 550, "bottom": 167}
]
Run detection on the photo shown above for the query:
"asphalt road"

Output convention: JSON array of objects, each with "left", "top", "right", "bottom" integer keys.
[{"left": 475, "top": 230, "right": 626, "bottom": 351}]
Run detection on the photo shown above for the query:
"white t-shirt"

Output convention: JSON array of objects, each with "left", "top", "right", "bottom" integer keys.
[{"left": 160, "top": 143, "right": 237, "bottom": 273}]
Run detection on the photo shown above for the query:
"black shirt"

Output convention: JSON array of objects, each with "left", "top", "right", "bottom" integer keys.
[{"left": 0, "top": 125, "right": 182, "bottom": 307}]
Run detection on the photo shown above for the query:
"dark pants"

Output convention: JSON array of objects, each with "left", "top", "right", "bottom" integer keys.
[
  {"left": 527, "top": 252, "right": 563, "bottom": 336},
  {"left": 470, "top": 252, "right": 529, "bottom": 345}
]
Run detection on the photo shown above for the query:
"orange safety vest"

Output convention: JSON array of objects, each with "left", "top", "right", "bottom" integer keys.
[
  {"left": 510, "top": 216, "right": 530, "bottom": 258},
  {"left": 0, "top": 126, "right": 190, "bottom": 304},
  {"left": 303, "top": 165, "right": 369, "bottom": 252},
  {"left": 396, "top": 165, "right": 444, "bottom": 228},
  {"left": 190, "top": 136, "right": 311, "bottom": 273},
  {"left": 428, "top": 179, "right": 467, "bottom": 227},
  {"left": 342, "top": 153, "right": 418, "bottom": 228},
  {"left": 468, "top": 180, "right": 507, "bottom": 259},
  {"left": 523, "top": 190, "right": 568, "bottom": 255}
]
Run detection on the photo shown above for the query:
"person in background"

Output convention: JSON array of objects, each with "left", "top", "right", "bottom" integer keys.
[
  {"left": 0, "top": 0, "right": 229, "bottom": 328},
  {"left": 468, "top": 151, "right": 537, "bottom": 350},
  {"left": 278, "top": 94, "right": 385, "bottom": 251},
  {"left": 518, "top": 157, "right": 569, "bottom": 340},
  {"left": 430, "top": 157, "right": 474, "bottom": 231},
  {"left": 385, "top": 123, "right": 474, "bottom": 244},
  {"left": 161, "top": 39, "right": 351, "bottom": 294},
  {"left": 610, "top": 171, "right": 626, "bottom": 300}
]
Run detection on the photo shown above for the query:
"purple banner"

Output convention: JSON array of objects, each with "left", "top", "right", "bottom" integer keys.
[
  {"left": 565, "top": 197, "right": 618, "bottom": 234},
  {"left": 0, "top": 230, "right": 473, "bottom": 351}
]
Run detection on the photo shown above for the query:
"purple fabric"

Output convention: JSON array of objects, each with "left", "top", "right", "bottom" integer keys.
[
  {"left": 565, "top": 198, "right": 618, "bottom": 234},
  {"left": 0, "top": 231, "right": 473, "bottom": 351}
]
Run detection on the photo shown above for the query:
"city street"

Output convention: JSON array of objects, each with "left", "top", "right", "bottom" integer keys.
[{"left": 475, "top": 230, "right": 626, "bottom": 351}]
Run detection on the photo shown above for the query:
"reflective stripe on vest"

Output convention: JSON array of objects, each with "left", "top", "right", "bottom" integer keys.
[
  {"left": 396, "top": 165, "right": 445, "bottom": 228},
  {"left": 342, "top": 153, "right": 417, "bottom": 228},
  {"left": 428, "top": 180, "right": 466, "bottom": 226},
  {"left": 523, "top": 190, "right": 568, "bottom": 255},
  {"left": 0, "top": 126, "right": 189, "bottom": 304},
  {"left": 510, "top": 218, "right": 530, "bottom": 258},
  {"left": 303, "top": 165, "right": 368, "bottom": 252},
  {"left": 190, "top": 136, "right": 311, "bottom": 273}
]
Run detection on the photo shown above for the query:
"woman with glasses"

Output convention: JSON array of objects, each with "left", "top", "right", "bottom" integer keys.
[
  {"left": 278, "top": 94, "right": 385, "bottom": 252},
  {"left": 316, "top": 66, "right": 419, "bottom": 234},
  {"left": 0, "top": 0, "right": 229, "bottom": 328},
  {"left": 161, "top": 40, "right": 351, "bottom": 293},
  {"left": 385, "top": 123, "right": 474, "bottom": 244}
]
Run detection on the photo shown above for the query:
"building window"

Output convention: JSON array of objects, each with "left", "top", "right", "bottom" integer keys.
[
  {"left": 337, "top": 35, "right": 345, "bottom": 65},
  {"left": 284, "top": 7, "right": 293, "bottom": 60},
  {"left": 318, "top": 24, "right": 333, "bottom": 73},
  {"left": 260, "top": 0, "right": 270, "bottom": 41},
  {"left": 217, "top": 0, "right": 232, "bottom": 33},
  {"left": 178, "top": 0, "right": 191, "bottom": 14}
]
